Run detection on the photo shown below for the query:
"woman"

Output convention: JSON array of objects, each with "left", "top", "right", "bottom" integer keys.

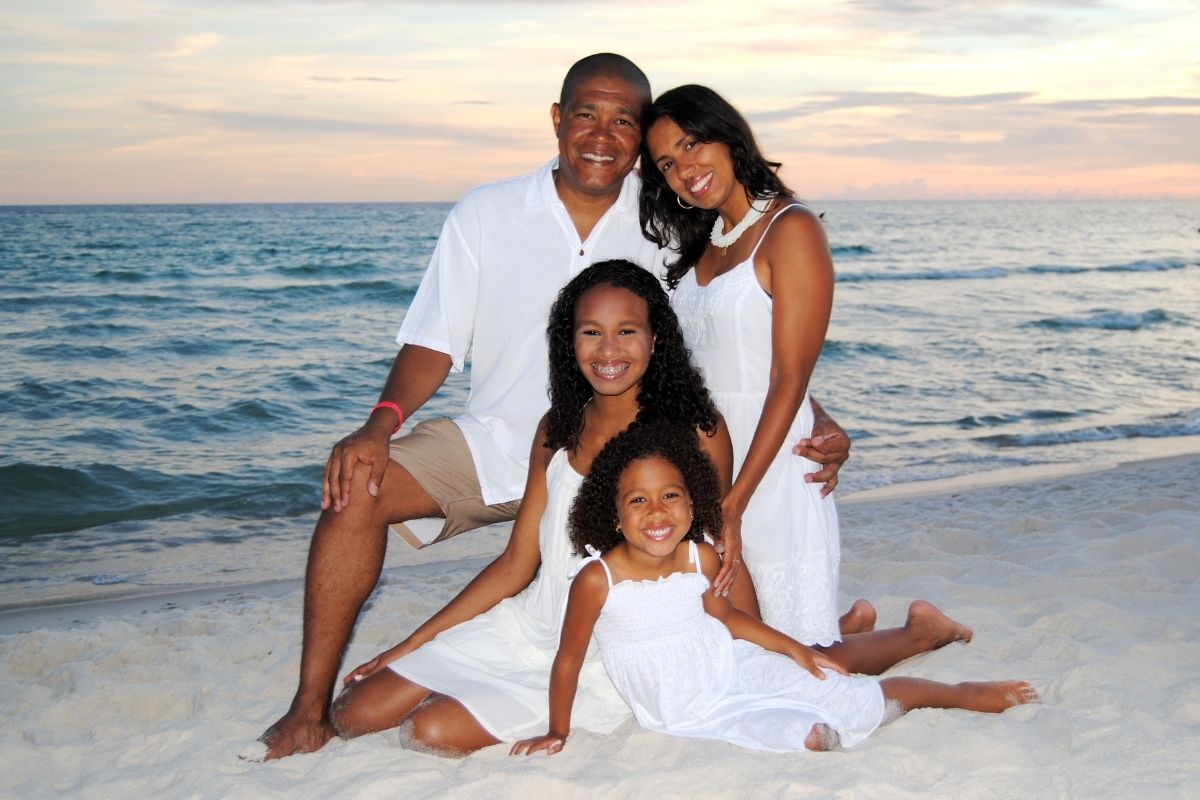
[{"left": 639, "top": 85, "right": 968, "bottom": 668}]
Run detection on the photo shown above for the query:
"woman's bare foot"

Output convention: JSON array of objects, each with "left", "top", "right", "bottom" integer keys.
[
  {"left": 957, "top": 680, "right": 1040, "bottom": 713},
  {"left": 839, "top": 599, "right": 877, "bottom": 635},
  {"left": 258, "top": 709, "right": 336, "bottom": 761},
  {"left": 906, "top": 600, "right": 973, "bottom": 650}
]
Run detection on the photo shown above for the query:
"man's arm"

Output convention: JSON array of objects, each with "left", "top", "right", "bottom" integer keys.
[{"left": 322, "top": 344, "right": 452, "bottom": 512}]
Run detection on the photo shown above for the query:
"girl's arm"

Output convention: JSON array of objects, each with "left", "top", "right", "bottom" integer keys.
[
  {"left": 510, "top": 561, "right": 609, "bottom": 755},
  {"left": 344, "top": 419, "right": 553, "bottom": 683},
  {"left": 696, "top": 543, "right": 846, "bottom": 679},
  {"left": 722, "top": 207, "right": 835, "bottom": 544}
]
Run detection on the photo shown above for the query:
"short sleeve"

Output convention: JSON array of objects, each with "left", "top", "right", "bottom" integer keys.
[{"left": 395, "top": 201, "right": 481, "bottom": 373}]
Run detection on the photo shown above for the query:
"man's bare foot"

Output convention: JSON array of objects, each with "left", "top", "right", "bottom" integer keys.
[
  {"left": 839, "top": 599, "right": 877, "bottom": 635},
  {"left": 957, "top": 680, "right": 1040, "bottom": 713},
  {"left": 906, "top": 600, "right": 973, "bottom": 650},
  {"left": 259, "top": 709, "right": 336, "bottom": 761}
]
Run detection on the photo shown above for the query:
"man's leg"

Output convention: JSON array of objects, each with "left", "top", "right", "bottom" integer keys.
[{"left": 260, "top": 460, "right": 441, "bottom": 760}]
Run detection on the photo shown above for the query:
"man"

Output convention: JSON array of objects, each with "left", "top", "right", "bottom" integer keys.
[{"left": 259, "top": 53, "right": 849, "bottom": 760}]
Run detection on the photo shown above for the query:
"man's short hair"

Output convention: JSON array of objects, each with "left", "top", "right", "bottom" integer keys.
[{"left": 559, "top": 53, "right": 652, "bottom": 111}]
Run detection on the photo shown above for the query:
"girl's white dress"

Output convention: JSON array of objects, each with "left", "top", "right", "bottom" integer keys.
[
  {"left": 389, "top": 449, "right": 630, "bottom": 740},
  {"left": 585, "top": 541, "right": 885, "bottom": 752},
  {"left": 670, "top": 206, "right": 842, "bottom": 645}
]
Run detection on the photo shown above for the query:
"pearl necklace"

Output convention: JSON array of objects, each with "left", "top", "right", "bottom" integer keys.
[{"left": 710, "top": 196, "right": 773, "bottom": 250}]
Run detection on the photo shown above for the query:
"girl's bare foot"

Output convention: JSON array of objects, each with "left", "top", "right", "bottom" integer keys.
[
  {"left": 804, "top": 722, "right": 841, "bottom": 751},
  {"left": 958, "top": 680, "right": 1040, "bottom": 713},
  {"left": 839, "top": 599, "right": 877, "bottom": 635},
  {"left": 906, "top": 600, "right": 973, "bottom": 650}
]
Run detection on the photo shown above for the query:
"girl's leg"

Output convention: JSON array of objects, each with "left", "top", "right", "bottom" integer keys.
[
  {"left": 880, "top": 676, "right": 1039, "bottom": 717},
  {"left": 818, "top": 600, "right": 973, "bottom": 676},
  {"left": 328, "top": 669, "right": 432, "bottom": 739},
  {"left": 399, "top": 693, "right": 502, "bottom": 757}
]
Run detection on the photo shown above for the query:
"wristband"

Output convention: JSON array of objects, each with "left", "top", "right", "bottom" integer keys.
[{"left": 371, "top": 401, "right": 404, "bottom": 435}]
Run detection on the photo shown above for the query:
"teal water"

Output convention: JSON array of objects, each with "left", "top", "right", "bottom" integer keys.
[{"left": 2, "top": 200, "right": 1197, "bottom": 598}]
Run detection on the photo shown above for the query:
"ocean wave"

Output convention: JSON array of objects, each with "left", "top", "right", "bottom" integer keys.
[
  {"left": 0, "top": 462, "right": 321, "bottom": 539},
  {"left": 1029, "top": 308, "right": 1170, "bottom": 331},
  {"left": 1097, "top": 258, "right": 1191, "bottom": 273},
  {"left": 976, "top": 412, "right": 1200, "bottom": 449},
  {"left": 821, "top": 340, "right": 900, "bottom": 360},
  {"left": 830, "top": 244, "right": 873, "bottom": 257},
  {"left": 837, "top": 266, "right": 1010, "bottom": 283}
]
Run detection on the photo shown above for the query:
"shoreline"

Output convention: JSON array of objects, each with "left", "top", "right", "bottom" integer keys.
[{"left": 4, "top": 438, "right": 1198, "bottom": 634}]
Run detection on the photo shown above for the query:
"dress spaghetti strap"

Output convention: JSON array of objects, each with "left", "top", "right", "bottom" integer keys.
[
  {"left": 746, "top": 202, "right": 806, "bottom": 262},
  {"left": 686, "top": 540, "right": 702, "bottom": 574},
  {"left": 574, "top": 543, "right": 615, "bottom": 587}
]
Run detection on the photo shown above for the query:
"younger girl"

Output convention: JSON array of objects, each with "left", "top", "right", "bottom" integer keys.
[{"left": 512, "top": 423, "right": 1038, "bottom": 755}]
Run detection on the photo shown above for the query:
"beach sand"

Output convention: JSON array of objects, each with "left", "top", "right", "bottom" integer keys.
[{"left": 2, "top": 451, "right": 1198, "bottom": 799}]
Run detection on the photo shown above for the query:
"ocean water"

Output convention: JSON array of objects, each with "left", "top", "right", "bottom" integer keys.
[{"left": 2, "top": 200, "right": 1198, "bottom": 603}]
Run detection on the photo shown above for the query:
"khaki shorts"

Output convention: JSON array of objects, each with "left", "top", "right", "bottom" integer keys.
[{"left": 387, "top": 417, "right": 521, "bottom": 549}]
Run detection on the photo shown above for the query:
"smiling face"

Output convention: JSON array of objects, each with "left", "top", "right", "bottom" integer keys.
[
  {"left": 572, "top": 283, "right": 654, "bottom": 401},
  {"left": 645, "top": 116, "right": 741, "bottom": 212},
  {"left": 615, "top": 455, "right": 693, "bottom": 560},
  {"left": 551, "top": 75, "right": 644, "bottom": 202}
]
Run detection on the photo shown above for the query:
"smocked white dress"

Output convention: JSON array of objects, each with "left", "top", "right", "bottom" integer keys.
[
  {"left": 389, "top": 449, "right": 630, "bottom": 740},
  {"left": 671, "top": 206, "right": 842, "bottom": 645},
  {"left": 584, "top": 541, "right": 884, "bottom": 752}
]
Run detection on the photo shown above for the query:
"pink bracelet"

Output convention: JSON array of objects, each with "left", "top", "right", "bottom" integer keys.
[{"left": 371, "top": 401, "right": 404, "bottom": 434}]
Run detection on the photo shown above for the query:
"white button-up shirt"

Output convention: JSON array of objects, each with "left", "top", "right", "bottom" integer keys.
[{"left": 397, "top": 158, "right": 668, "bottom": 505}]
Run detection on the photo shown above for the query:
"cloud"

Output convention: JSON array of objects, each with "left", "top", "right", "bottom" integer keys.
[
  {"left": 749, "top": 91, "right": 1036, "bottom": 122},
  {"left": 308, "top": 75, "right": 402, "bottom": 83},
  {"left": 156, "top": 33, "right": 222, "bottom": 59},
  {"left": 138, "top": 99, "right": 527, "bottom": 146}
]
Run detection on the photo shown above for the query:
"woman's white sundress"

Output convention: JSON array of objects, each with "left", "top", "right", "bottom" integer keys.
[
  {"left": 585, "top": 541, "right": 885, "bottom": 752},
  {"left": 389, "top": 449, "right": 630, "bottom": 740},
  {"left": 671, "top": 205, "right": 842, "bottom": 646}
]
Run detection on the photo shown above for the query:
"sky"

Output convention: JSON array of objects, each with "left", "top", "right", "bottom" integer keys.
[{"left": 1, "top": 0, "right": 1198, "bottom": 204}]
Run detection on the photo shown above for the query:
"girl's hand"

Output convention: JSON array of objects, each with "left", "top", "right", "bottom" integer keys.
[
  {"left": 342, "top": 643, "right": 410, "bottom": 685},
  {"left": 712, "top": 498, "right": 746, "bottom": 597},
  {"left": 510, "top": 733, "right": 567, "bottom": 756},
  {"left": 791, "top": 645, "right": 849, "bottom": 680}
]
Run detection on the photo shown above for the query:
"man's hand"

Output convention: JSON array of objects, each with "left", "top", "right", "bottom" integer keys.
[
  {"left": 321, "top": 415, "right": 394, "bottom": 512},
  {"left": 793, "top": 408, "right": 851, "bottom": 497}
]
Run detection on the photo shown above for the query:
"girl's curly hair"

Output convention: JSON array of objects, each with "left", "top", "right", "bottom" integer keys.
[
  {"left": 544, "top": 259, "right": 719, "bottom": 452},
  {"left": 637, "top": 84, "right": 795, "bottom": 289},
  {"left": 569, "top": 421, "right": 723, "bottom": 556}
]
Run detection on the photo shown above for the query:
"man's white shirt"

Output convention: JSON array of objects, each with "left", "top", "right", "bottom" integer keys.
[{"left": 397, "top": 158, "right": 668, "bottom": 505}]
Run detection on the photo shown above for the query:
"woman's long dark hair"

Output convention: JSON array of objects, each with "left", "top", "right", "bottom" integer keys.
[
  {"left": 544, "top": 259, "right": 718, "bottom": 452},
  {"left": 638, "top": 84, "right": 794, "bottom": 288}
]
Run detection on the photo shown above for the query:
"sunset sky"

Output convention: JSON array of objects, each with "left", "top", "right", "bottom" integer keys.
[{"left": 2, "top": 0, "right": 1197, "bottom": 204}]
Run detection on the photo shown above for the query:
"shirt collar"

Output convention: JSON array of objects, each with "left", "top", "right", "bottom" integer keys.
[{"left": 525, "top": 156, "right": 642, "bottom": 217}]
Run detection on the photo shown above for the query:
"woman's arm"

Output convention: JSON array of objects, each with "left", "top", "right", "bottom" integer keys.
[
  {"left": 723, "top": 207, "right": 835, "bottom": 531},
  {"left": 696, "top": 543, "right": 845, "bottom": 679},
  {"left": 510, "top": 561, "right": 609, "bottom": 755},
  {"left": 344, "top": 420, "right": 553, "bottom": 682}
]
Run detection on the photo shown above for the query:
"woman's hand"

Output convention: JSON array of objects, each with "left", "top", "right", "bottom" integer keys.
[
  {"left": 510, "top": 733, "right": 567, "bottom": 756},
  {"left": 790, "top": 644, "right": 849, "bottom": 680},
  {"left": 342, "top": 642, "right": 411, "bottom": 686},
  {"left": 712, "top": 496, "right": 746, "bottom": 597}
]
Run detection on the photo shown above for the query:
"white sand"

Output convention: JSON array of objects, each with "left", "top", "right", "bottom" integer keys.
[{"left": 2, "top": 452, "right": 1199, "bottom": 799}]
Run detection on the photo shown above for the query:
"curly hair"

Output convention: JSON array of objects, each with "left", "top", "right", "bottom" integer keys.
[
  {"left": 568, "top": 421, "right": 723, "bottom": 556},
  {"left": 637, "top": 84, "right": 795, "bottom": 289},
  {"left": 544, "top": 259, "right": 719, "bottom": 452}
]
